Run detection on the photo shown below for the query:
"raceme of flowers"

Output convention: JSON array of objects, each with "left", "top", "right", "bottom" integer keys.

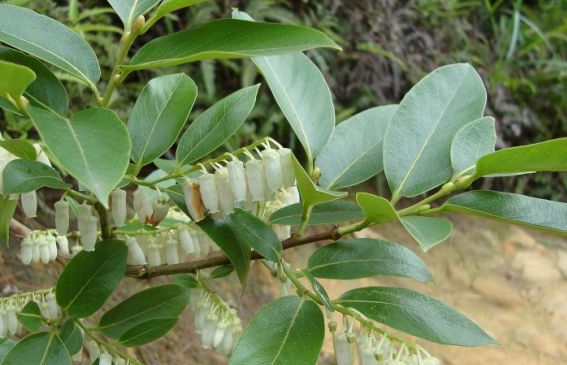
[{"left": 0, "top": 289, "right": 58, "bottom": 338}]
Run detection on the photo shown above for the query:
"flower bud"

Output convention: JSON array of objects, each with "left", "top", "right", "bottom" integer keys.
[
  {"left": 46, "top": 292, "right": 58, "bottom": 320},
  {"left": 166, "top": 237, "right": 179, "bottom": 265},
  {"left": 333, "top": 332, "right": 354, "bottom": 365},
  {"left": 39, "top": 237, "right": 51, "bottom": 264},
  {"left": 81, "top": 216, "right": 98, "bottom": 252},
  {"left": 177, "top": 225, "right": 195, "bottom": 254},
  {"left": 77, "top": 204, "right": 92, "bottom": 229},
  {"left": 32, "top": 237, "right": 40, "bottom": 263},
  {"left": 133, "top": 188, "right": 152, "bottom": 224},
  {"left": 21, "top": 191, "right": 37, "bottom": 218},
  {"left": 150, "top": 197, "right": 169, "bottom": 225},
  {"left": 56, "top": 235, "right": 70, "bottom": 256},
  {"left": 7, "top": 306, "right": 17, "bottom": 335},
  {"left": 227, "top": 159, "right": 247, "bottom": 203},
  {"left": 20, "top": 236, "right": 33, "bottom": 265},
  {"left": 262, "top": 148, "right": 283, "bottom": 193},
  {"left": 215, "top": 167, "right": 234, "bottom": 216},
  {"left": 54, "top": 199, "right": 69, "bottom": 235},
  {"left": 47, "top": 234, "right": 58, "bottom": 261},
  {"left": 218, "top": 327, "right": 234, "bottom": 355},
  {"left": 245, "top": 159, "right": 266, "bottom": 202},
  {"left": 86, "top": 340, "right": 100, "bottom": 363},
  {"left": 198, "top": 173, "right": 219, "bottom": 214},
  {"left": 126, "top": 236, "right": 146, "bottom": 265},
  {"left": 213, "top": 322, "right": 228, "bottom": 348},
  {"left": 147, "top": 242, "right": 162, "bottom": 266},
  {"left": 183, "top": 179, "right": 205, "bottom": 222},
  {"left": 99, "top": 352, "right": 112, "bottom": 365},
  {"left": 279, "top": 148, "right": 295, "bottom": 187},
  {"left": 111, "top": 189, "right": 127, "bottom": 227}
]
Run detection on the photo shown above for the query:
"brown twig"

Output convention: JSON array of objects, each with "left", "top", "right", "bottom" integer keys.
[
  {"left": 125, "top": 226, "right": 341, "bottom": 279},
  {"left": 9, "top": 219, "right": 31, "bottom": 239}
]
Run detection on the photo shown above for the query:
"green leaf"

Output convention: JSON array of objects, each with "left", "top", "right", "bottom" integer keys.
[
  {"left": 59, "top": 320, "right": 83, "bottom": 355},
  {"left": 0, "top": 339, "right": 16, "bottom": 362},
  {"left": 317, "top": 105, "right": 397, "bottom": 189},
  {"left": 198, "top": 217, "right": 251, "bottom": 288},
  {"left": 27, "top": 106, "right": 131, "bottom": 207},
  {"left": 119, "top": 317, "right": 178, "bottom": 347},
  {"left": 450, "top": 116, "right": 496, "bottom": 177},
  {"left": 129, "top": 73, "right": 198, "bottom": 166},
  {"left": 384, "top": 64, "right": 486, "bottom": 200},
  {"left": 99, "top": 284, "right": 189, "bottom": 342},
  {"left": 171, "top": 274, "right": 199, "bottom": 289},
  {"left": 0, "top": 332, "right": 71, "bottom": 365},
  {"left": 165, "top": 184, "right": 190, "bottom": 216},
  {"left": 473, "top": 138, "right": 567, "bottom": 179},
  {"left": 0, "top": 96, "right": 20, "bottom": 115},
  {"left": 400, "top": 216, "right": 453, "bottom": 251},
  {"left": 0, "top": 60, "right": 35, "bottom": 100},
  {"left": 230, "top": 297, "right": 324, "bottom": 365},
  {"left": 308, "top": 238, "right": 432, "bottom": 281},
  {"left": 233, "top": 11, "right": 335, "bottom": 160},
  {"left": 269, "top": 200, "right": 364, "bottom": 226},
  {"left": 126, "top": 19, "right": 340, "bottom": 70},
  {"left": 229, "top": 209, "right": 282, "bottom": 263},
  {"left": 0, "top": 196, "right": 18, "bottom": 244},
  {"left": 56, "top": 240, "right": 128, "bottom": 318},
  {"left": 107, "top": 0, "right": 160, "bottom": 28},
  {"left": 2, "top": 159, "right": 67, "bottom": 194},
  {"left": 209, "top": 265, "right": 235, "bottom": 279},
  {"left": 176, "top": 85, "right": 259, "bottom": 165},
  {"left": 336, "top": 287, "right": 496, "bottom": 346},
  {"left": 17, "top": 301, "right": 43, "bottom": 331},
  {"left": 441, "top": 191, "right": 567, "bottom": 235},
  {"left": 303, "top": 271, "right": 332, "bottom": 311},
  {"left": 151, "top": 0, "right": 212, "bottom": 25},
  {"left": 0, "top": 46, "right": 68, "bottom": 113},
  {"left": 0, "top": 140, "right": 37, "bottom": 160},
  {"left": 356, "top": 192, "right": 397, "bottom": 225},
  {"left": 0, "top": 5, "right": 100, "bottom": 87}
]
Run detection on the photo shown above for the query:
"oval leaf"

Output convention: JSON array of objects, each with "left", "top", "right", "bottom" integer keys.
[
  {"left": 2, "top": 159, "right": 67, "bottom": 194},
  {"left": 59, "top": 320, "right": 83, "bottom": 355},
  {"left": 107, "top": 0, "right": 160, "bottom": 28},
  {"left": 0, "top": 5, "right": 100, "bottom": 86},
  {"left": 308, "top": 238, "right": 432, "bottom": 281},
  {"left": 99, "top": 284, "right": 189, "bottom": 340},
  {"left": 0, "top": 60, "right": 35, "bottom": 101},
  {"left": 400, "top": 216, "right": 453, "bottom": 252},
  {"left": 442, "top": 190, "right": 567, "bottom": 235},
  {"left": 0, "top": 332, "right": 71, "bottom": 365},
  {"left": 127, "top": 19, "right": 339, "bottom": 70},
  {"left": 317, "top": 105, "right": 397, "bottom": 189},
  {"left": 336, "top": 287, "right": 496, "bottom": 346},
  {"left": 0, "top": 339, "right": 16, "bottom": 362},
  {"left": 176, "top": 85, "right": 259, "bottom": 165},
  {"left": 56, "top": 240, "right": 128, "bottom": 318},
  {"left": 119, "top": 317, "right": 178, "bottom": 347},
  {"left": 384, "top": 64, "right": 486, "bottom": 200},
  {"left": 27, "top": 106, "right": 131, "bottom": 207},
  {"left": 269, "top": 200, "right": 364, "bottom": 226},
  {"left": 229, "top": 209, "right": 282, "bottom": 263},
  {"left": 450, "top": 116, "right": 496, "bottom": 177},
  {"left": 17, "top": 301, "right": 43, "bottom": 331},
  {"left": 129, "top": 73, "right": 198, "bottom": 166},
  {"left": 0, "top": 46, "right": 68, "bottom": 113},
  {"left": 230, "top": 296, "right": 324, "bottom": 365},
  {"left": 356, "top": 192, "right": 397, "bottom": 225},
  {"left": 0, "top": 139, "right": 37, "bottom": 160},
  {"left": 0, "top": 196, "right": 18, "bottom": 244}
]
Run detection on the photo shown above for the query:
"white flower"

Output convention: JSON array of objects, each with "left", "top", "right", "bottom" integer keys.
[
  {"left": 262, "top": 148, "right": 284, "bottom": 194},
  {"left": 198, "top": 172, "right": 220, "bottom": 214},
  {"left": 333, "top": 331, "right": 354, "bottom": 365},
  {"left": 227, "top": 159, "right": 247, "bottom": 203},
  {"left": 279, "top": 148, "right": 295, "bottom": 187},
  {"left": 133, "top": 188, "right": 152, "bottom": 224},
  {"left": 110, "top": 189, "right": 127, "bottom": 227},
  {"left": 56, "top": 235, "right": 70, "bottom": 256},
  {"left": 54, "top": 199, "right": 69, "bottom": 235},
  {"left": 245, "top": 158, "right": 266, "bottom": 202},
  {"left": 215, "top": 167, "right": 234, "bottom": 216},
  {"left": 86, "top": 340, "right": 100, "bottom": 363},
  {"left": 99, "top": 352, "right": 113, "bottom": 365},
  {"left": 177, "top": 225, "right": 195, "bottom": 255},
  {"left": 47, "top": 234, "right": 57, "bottom": 262},
  {"left": 20, "top": 235, "right": 33, "bottom": 265},
  {"left": 125, "top": 236, "right": 146, "bottom": 265},
  {"left": 21, "top": 191, "right": 37, "bottom": 218},
  {"left": 183, "top": 179, "right": 205, "bottom": 222},
  {"left": 165, "top": 235, "right": 180, "bottom": 265},
  {"left": 150, "top": 197, "right": 169, "bottom": 225},
  {"left": 147, "top": 240, "right": 162, "bottom": 266}
]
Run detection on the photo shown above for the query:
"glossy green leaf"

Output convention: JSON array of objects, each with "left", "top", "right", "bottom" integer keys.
[
  {"left": 59, "top": 320, "right": 83, "bottom": 355},
  {"left": 336, "top": 287, "right": 496, "bottom": 346},
  {"left": 356, "top": 192, "right": 397, "bottom": 224},
  {"left": 17, "top": 301, "right": 43, "bottom": 331},
  {"left": 233, "top": 10, "right": 335, "bottom": 160},
  {"left": 129, "top": 73, "right": 198, "bottom": 166},
  {"left": 317, "top": 105, "right": 397, "bottom": 189},
  {"left": 230, "top": 296, "right": 324, "bottom": 365},
  {"left": 0, "top": 332, "right": 71, "bottom": 365},
  {"left": 119, "top": 317, "right": 178, "bottom": 347},
  {"left": 0, "top": 196, "right": 18, "bottom": 244},
  {"left": 473, "top": 138, "right": 567, "bottom": 179},
  {"left": 209, "top": 265, "right": 234, "bottom": 279},
  {"left": 450, "top": 117, "right": 496, "bottom": 176},
  {"left": 171, "top": 274, "right": 199, "bottom": 289},
  {"left": 400, "top": 216, "right": 453, "bottom": 251},
  {"left": 384, "top": 64, "right": 486, "bottom": 200},
  {"left": 107, "top": 0, "right": 160, "bottom": 28},
  {"left": 199, "top": 217, "right": 251, "bottom": 288},
  {"left": 230, "top": 209, "right": 282, "bottom": 263},
  {"left": 56, "top": 240, "right": 128, "bottom": 318},
  {"left": 27, "top": 106, "right": 131, "bottom": 207},
  {"left": 126, "top": 19, "right": 340, "bottom": 70},
  {"left": 100, "top": 284, "right": 189, "bottom": 341},
  {"left": 0, "top": 5, "right": 100, "bottom": 86},
  {"left": 0, "top": 97, "right": 20, "bottom": 115},
  {"left": 269, "top": 200, "right": 364, "bottom": 226},
  {"left": 303, "top": 271, "right": 333, "bottom": 311},
  {"left": 442, "top": 191, "right": 567, "bottom": 235},
  {"left": 0, "top": 140, "right": 37, "bottom": 160},
  {"left": 2, "top": 159, "right": 67, "bottom": 194},
  {"left": 0, "top": 46, "right": 68, "bottom": 113},
  {"left": 0, "top": 60, "right": 35, "bottom": 101},
  {"left": 176, "top": 85, "right": 258, "bottom": 165},
  {"left": 308, "top": 238, "right": 432, "bottom": 281},
  {"left": 149, "top": 0, "right": 212, "bottom": 27},
  {"left": 0, "top": 339, "right": 16, "bottom": 362}
]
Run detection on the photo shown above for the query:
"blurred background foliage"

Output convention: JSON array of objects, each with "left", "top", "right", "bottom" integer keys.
[{"left": 1, "top": 0, "right": 566, "bottom": 199}]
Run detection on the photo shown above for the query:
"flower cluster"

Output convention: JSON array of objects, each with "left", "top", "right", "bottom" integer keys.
[
  {"left": 183, "top": 146, "right": 295, "bottom": 222},
  {"left": 192, "top": 288, "right": 243, "bottom": 356},
  {"left": 0, "top": 289, "right": 58, "bottom": 338},
  {"left": 20, "top": 230, "right": 69, "bottom": 265},
  {"left": 333, "top": 319, "right": 441, "bottom": 365},
  {"left": 85, "top": 342, "right": 128, "bottom": 365}
]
